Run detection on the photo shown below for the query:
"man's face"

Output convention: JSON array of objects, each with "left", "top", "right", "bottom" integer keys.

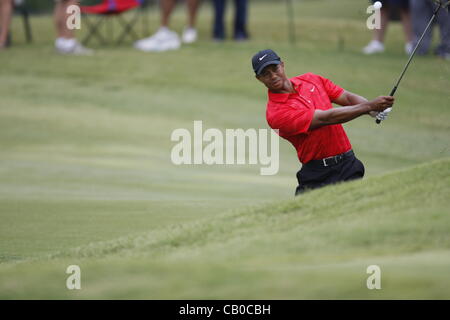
[{"left": 256, "top": 61, "right": 287, "bottom": 92}]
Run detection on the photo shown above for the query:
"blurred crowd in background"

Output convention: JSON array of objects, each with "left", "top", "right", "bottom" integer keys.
[
  {"left": 0, "top": 0, "right": 449, "bottom": 59},
  {"left": 363, "top": 0, "right": 449, "bottom": 59},
  {"left": 0, "top": 0, "right": 249, "bottom": 54}
]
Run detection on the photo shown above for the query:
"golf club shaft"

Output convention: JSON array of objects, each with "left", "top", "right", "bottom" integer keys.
[{"left": 376, "top": 2, "right": 442, "bottom": 124}]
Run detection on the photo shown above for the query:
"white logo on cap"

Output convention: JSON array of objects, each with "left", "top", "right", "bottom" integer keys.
[{"left": 259, "top": 54, "right": 268, "bottom": 61}]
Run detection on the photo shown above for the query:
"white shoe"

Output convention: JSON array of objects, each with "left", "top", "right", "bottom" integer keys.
[
  {"left": 405, "top": 42, "right": 413, "bottom": 55},
  {"left": 134, "top": 27, "right": 181, "bottom": 52},
  {"left": 55, "top": 38, "right": 93, "bottom": 55},
  {"left": 362, "top": 40, "right": 385, "bottom": 55},
  {"left": 181, "top": 27, "right": 197, "bottom": 44}
]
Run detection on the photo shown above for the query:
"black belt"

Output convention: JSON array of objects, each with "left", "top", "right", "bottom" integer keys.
[{"left": 305, "top": 150, "right": 354, "bottom": 168}]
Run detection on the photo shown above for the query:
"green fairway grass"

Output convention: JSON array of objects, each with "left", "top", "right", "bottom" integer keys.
[
  {"left": 1, "top": 159, "right": 449, "bottom": 299},
  {"left": 0, "top": 0, "right": 449, "bottom": 298}
]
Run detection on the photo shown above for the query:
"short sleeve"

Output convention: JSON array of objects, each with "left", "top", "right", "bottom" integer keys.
[
  {"left": 319, "top": 75, "right": 344, "bottom": 100},
  {"left": 268, "top": 104, "right": 315, "bottom": 137}
]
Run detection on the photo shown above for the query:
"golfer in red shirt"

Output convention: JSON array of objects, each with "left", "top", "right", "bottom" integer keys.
[{"left": 252, "top": 49, "right": 394, "bottom": 195}]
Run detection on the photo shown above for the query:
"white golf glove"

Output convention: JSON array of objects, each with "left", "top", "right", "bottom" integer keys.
[{"left": 370, "top": 107, "right": 392, "bottom": 121}]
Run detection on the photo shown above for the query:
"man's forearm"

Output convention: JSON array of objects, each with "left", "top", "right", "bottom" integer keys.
[
  {"left": 349, "top": 94, "right": 368, "bottom": 106},
  {"left": 343, "top": 92, "right": 368, "bottom": 106},
  {"left": 309, "top": 95, "right": 394, "bottom": 130},
  {"left": 345, "top": 93, "right": 381, "bottom": 118},
  {"left": 333, "top": 91, "right": 369, "bottom": 106},
  {"left": 310, "top": 103, "right": 371, "bottom": 130}
]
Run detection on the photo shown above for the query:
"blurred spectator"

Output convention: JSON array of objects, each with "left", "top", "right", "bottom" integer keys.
[
  {"left": 212, "top": 0, "right": 248, "bottom": 41},
  {"left": 363, "top": 0, "right": 413, "bottom": 55},
  {"left": 54, "top": 0, "right": 92, "bottom": 55},
  {"left": 411, "top": 0, "right": 450, "bottom": 60},
  {"left": 0, "top": 0, "right": 12, "bottom": 49},
  {"left": 134, "top": 0, "right": 199, "bottom": 52}
]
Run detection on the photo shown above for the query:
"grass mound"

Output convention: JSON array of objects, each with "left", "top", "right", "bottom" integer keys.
[{"left": 1, "top": 158, "right": 449, "bottom": 299}]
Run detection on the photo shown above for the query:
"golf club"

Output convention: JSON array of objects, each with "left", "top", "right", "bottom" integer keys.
[{"left": 376, "top": 0, "right": 450, "bottom": 124}]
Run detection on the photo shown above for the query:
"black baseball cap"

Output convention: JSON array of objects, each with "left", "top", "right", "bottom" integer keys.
[{"left": 252, "top": 49, "right": 281, "bottom": 75}]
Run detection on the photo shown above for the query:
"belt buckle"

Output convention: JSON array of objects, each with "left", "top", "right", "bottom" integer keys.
[{"left": 323, "top": 154, "right": 344, "bottom": 167}]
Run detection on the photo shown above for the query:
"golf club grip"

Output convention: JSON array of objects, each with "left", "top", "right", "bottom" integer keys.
[
  {"left": 376, "top": 86, "right": 398, "bottom": 124},
  {"left": 389, "top": 86, "right": 397, "bottom": 97}
]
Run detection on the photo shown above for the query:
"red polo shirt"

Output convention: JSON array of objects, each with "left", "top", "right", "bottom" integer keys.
[{"left": 266, "top": 73, "right": 352, "bottom": 164}]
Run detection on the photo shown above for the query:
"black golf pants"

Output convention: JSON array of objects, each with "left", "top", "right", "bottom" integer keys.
[{"left": 295, "top": 151, "right": 365, "bottom": 196}]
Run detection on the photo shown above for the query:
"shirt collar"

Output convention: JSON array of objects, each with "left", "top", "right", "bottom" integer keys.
[{"left": 268, "top": 77, "right": 302, "bottom": 103}]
